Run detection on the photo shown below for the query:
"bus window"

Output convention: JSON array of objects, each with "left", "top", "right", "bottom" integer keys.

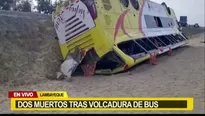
[
  {"left": 144, "top": 15, "right": 158, "bottom": 28},
  {"left": 120, "top": 0, "right": 129, "bottom": 8},
  {"left": 81, "top": 0, "right": 97, "bottom": 20},
  {"left": 154, "top": 16, "right": 162, "bottom": 27},
  {"left": 130, "top": 0, "right": 139, "bottom": 10}
]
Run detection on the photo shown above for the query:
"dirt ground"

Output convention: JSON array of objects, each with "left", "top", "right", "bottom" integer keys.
[
  {"left": 182, "top": 27, "right": 205, "bottom": 37},
  {"left": 0, "top": 33, "right": 204, "bottom": 114}
]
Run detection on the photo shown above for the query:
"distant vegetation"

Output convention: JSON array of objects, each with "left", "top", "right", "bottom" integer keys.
[{"left": 0, "top": 0, "right": 61, "bottom": 14}]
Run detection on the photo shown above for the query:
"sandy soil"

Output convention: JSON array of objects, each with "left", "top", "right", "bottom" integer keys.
[{"left": 0, "top": 33, "right": 204, "bottom": 114}]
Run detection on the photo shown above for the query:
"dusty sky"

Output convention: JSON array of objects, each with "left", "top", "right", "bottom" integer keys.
[{"left": 33, "top": 0, "right": 205, "bottom": 26}]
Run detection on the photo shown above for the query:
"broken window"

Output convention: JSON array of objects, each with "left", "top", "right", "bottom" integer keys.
[
  {"left": 158, "top": 36, "right": 171, "bottom": 45},
  {"left": 95, "top": 51, "right": 124, "bottom": 70},
  {"left": 117, "top": 38, "right": 158, "bottom": 59},
  {"left": 154, "top": 16, "right": 162, "bottom": 27},
  {"left": 144, "top": 15, "right": 158, "bottom": 28}
]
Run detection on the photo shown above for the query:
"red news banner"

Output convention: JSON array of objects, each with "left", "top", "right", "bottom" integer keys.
[
  {"left": 8, "top": 91, "right": 38, "bottom": 98},
  {"left": 8, "top": 91, "right": 194, "bottom": 111}
]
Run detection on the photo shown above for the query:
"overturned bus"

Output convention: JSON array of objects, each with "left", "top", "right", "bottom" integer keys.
[{"left": 52, "top": 0, "right": 188, "bottom": 77}]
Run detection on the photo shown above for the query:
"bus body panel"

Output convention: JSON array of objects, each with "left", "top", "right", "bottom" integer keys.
[{"left": 53, "top": 0, "right": 188, "bottom": 75}]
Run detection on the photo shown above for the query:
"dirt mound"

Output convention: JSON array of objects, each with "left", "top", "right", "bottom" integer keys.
[{"left": 0, "top": 10, "right": 62, "bottom": 86}]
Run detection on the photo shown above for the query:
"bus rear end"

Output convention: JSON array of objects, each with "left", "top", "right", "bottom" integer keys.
[{"left": 53, "top": 0, "right": 115, "bottom": 77}]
